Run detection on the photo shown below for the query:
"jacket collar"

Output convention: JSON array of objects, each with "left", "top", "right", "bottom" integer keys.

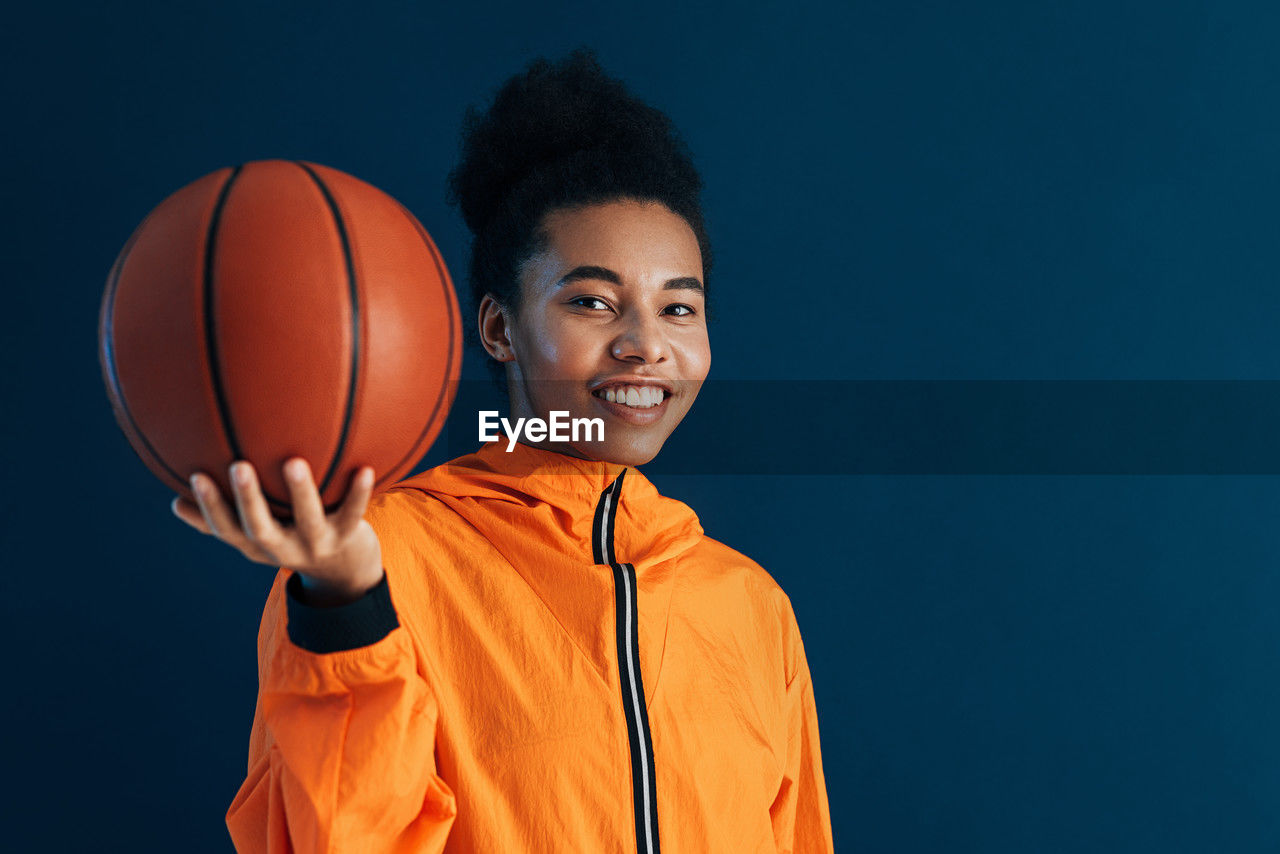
[{"left": 398, "top": 439, "right": 703, "bottom": 571}]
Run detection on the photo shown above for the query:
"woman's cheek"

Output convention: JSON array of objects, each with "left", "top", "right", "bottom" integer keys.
[
  {"left": 675, "top": 336, "right": 712, "bottom": 380},
  {"left": 552, "top": 328, "right": 604, "bottom": 373}
]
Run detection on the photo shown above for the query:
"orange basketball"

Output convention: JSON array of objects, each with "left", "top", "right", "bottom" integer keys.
[{"left": 98, "top": 160, "right": 462, "bottom": 518}]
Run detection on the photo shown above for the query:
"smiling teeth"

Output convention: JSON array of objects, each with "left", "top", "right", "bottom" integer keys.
[{"left": 598, "top": 386, "right": 665, "bottom": 408}]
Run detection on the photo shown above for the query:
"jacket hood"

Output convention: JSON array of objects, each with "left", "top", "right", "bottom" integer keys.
[{"left": 395, "top": 439, "right": 705, "bottom": 572}]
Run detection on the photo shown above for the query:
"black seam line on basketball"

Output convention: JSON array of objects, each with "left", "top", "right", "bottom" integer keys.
[
  {"left": 204, "top": 163, "right": 247, "bottom": 477},
  {"left": 176, "top": 165, "right": 299, "bottom": 514},
  {"left": 380, "top": 201, "right": 459, "bottom": 490},
  {"left": 101, "top": 210, "right": 188, "bottom": 490},
  {"left": 295, "top": 161, "right": 359, "bottom": 499},
  {"left": 200, "top": 166, "right": 290, "bottom": 512}
]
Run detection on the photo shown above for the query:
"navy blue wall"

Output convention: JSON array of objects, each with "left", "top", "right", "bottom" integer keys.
[{"left": 8, "top": 1, "right": 1280, "bottom": 850}]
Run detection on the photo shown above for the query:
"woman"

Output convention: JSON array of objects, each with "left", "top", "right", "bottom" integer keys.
[{"left": 174, "top": 47, "right": 834, "bottom": 853}]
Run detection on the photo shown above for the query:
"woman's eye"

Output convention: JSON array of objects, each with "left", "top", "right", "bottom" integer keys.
[
  {"left": 569, "top": 296, "right": 610, "bottom": 310},
  {"left": 665, "top": 304, "right": 696, "bottom": 317}
]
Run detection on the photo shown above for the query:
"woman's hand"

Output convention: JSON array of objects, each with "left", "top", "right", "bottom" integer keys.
[{"left": 171, "top": 458, "right": 384, "bottom": 607}]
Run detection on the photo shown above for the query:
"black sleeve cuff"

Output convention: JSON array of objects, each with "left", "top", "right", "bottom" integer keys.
[{"left": 284, "top": 571, "right": 400, "bottom": 654}]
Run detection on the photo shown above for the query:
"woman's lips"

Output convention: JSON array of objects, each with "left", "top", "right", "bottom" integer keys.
[{"left": 589, "top": 389, "right": 671, "bottom": 425}]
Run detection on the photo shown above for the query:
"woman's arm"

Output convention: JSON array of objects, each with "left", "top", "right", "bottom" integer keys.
[
  {"left": 769, "top": 601, "right": 835, "bottom": 853},
  {"left": 188, "top": 474, "right": 459, "bottom": 854},
  {"left": 225, "top": 566, "right": 456, "bottom": 853}
]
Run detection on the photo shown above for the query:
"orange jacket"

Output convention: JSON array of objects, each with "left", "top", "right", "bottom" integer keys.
[{"left": 226, "top": 439, "right": 834, "bottom": 852}]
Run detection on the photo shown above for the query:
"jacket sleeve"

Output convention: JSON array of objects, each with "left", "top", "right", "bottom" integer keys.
[
  {"left": 225, "top": 499, "right": 457, "bottom": 853},
  {"left": 769, "top": 600, "right": 835, "bottom": 853}
]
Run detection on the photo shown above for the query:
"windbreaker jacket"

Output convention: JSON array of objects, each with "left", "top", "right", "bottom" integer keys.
[{"left": 226, "top": 439, "right": 834, "bottom": 852}]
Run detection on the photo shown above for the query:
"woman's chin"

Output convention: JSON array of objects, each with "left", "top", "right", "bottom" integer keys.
[{"left": 573, "top": 435, "right": 666, "bottom": 468}]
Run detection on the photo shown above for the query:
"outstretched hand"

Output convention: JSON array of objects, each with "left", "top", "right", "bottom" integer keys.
[{"left": 171, "top": 458, "right": 384, "bottom": 606}]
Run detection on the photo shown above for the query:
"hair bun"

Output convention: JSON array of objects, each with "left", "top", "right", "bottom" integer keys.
[{"left": 447, "top": 46, "right": 691, "bottom": 234}]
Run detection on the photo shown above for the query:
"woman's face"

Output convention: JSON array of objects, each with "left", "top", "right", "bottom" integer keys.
[{"left": 479, "top": 199, "right": 710, "bottom": 466}]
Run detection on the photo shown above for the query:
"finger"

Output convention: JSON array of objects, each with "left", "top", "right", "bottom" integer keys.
[
  {"left": 282, "top": 458, "right": 327, "bottom": 543},
  {"left": 190, "top": 472, "right": 243, "bottom": 541},
  {"left": 334, "top": 466, "right": 375, "bottom": 538},
  {"left": 171, "top": 496, "right": 211, "bottom": 534},
  {"left": 228, "top": 461, "right": 287, "bottom": 559}
]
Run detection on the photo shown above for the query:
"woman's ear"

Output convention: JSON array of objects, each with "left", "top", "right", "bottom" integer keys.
[{"left": 478, "top": 294, "right": 514, "bottom": 362}]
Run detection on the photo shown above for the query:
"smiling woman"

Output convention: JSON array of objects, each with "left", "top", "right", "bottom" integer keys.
[
  {"left": 480, "top": 199, "right": 710, "bottom": 464},
  {"left": 216, "top": 46, "right": 835, "bottom": 854}
]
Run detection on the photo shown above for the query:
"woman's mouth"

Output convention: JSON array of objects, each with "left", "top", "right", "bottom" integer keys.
[
  {"left": 591, "top": 385, "right": 669, "bottom": 408},
  {"left": 590, "top": 385, "right": 671, "bottom": 424}
]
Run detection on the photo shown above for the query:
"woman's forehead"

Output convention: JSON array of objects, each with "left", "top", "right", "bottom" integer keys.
[{"left": 534, "top": 200, "right": 703, "bottom": 283}]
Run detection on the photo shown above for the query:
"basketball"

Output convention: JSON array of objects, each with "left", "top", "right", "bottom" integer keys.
[{"left": 98, "top": 159, "right": 462, "bottom": 518}]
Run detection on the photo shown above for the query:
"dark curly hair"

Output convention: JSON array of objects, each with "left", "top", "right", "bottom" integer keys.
[{"left": 445, "top": 46, "right": 714, "bottom": 388}]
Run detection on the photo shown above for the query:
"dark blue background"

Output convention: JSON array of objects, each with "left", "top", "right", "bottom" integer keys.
[{"left": 6, "top": 0, "right": 1280, "bottom": 850}]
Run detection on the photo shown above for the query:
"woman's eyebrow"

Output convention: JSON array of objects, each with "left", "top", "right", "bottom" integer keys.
[{"left": 553, "top": 265, "right": 704, "bottom": 292}]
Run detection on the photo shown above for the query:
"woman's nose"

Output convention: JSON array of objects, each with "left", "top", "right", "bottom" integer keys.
[{"left": 610, "top": 314, "right": 667, "bottom": 364}]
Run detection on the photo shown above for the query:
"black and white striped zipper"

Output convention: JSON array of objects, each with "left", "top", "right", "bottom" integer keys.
[{"left": 593, "top": 470, "right": 660, "bottom": 854}]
